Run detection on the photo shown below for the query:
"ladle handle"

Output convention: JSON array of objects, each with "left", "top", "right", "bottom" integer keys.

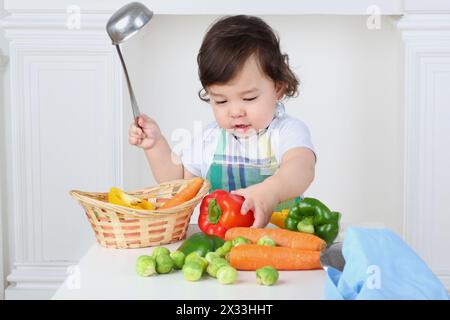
[{"left": 115, "top": 45, "right": 141, "bottom": 126}]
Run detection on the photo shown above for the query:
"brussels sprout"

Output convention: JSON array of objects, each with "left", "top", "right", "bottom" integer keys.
[
  {"left": 182, "top": 261, "right": 203, "bottom": 281},
  {"left": 297, "top": 217, "right": 315, "bottom": 234},
  {"left": 170, "top": 250, "right": 185, "bottom": 269},
  {"left": 206, "top": 257, "right": 229, "bottom": 278},
  {"left": 152, "top": 247, "right": 171, "bottom": 258},
  {"left": 205, "top": 252, "right": 221, "bottom": 264},
  {"left": 215, "top": 240, "right": 233, "bottom": 257},
  {"left": 216, "top": 265, "right": 238, "bottom": 285},
  {"left": 135, "top": 255, "right": 157, "bottom": 277},
  {"left": 256, "top": 266, "right": 279, "bottom": 286},
  {"left": 232, "top": 236, "right": 250, "bottom": 247},
  {"left": 185, "top": 251, "right": 201, "bottom": 262},
  {"left": 185, "top": 252, "right": 208, "bottom": 272},
  {"left": 155, "top": 254, "right": 174, "bottom": 274},
  {"left": 257, "top": 236, "right": 276, "bottom": 247}
]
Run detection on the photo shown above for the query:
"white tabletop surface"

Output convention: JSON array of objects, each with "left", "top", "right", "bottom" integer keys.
[{"left": 52, "top": 225, "right": 326, "bottom": 300}]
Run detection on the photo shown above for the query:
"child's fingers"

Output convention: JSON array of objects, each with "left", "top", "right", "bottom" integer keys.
[
  {"left": 128, "top": 136, "right": 139, "bottom": 145},
  {"left": 138, "top": 116, "right": 145, "bottom": 128},
  {"left": 138, "top": 115, "right": 148, "bottom": 128},
  {"left": 129, "top": 123, "right": 145, "bottom": 138},
  {"left": 251, "top": 215, "right": 264, "bottom": 228},
  {"left": 138, "top": 114, "right": 154, "bottom": 129},
  {"left": 129, "top": 122, "right": 140, "bottom": 134},
  {"left": 231, "top": 189, "right": 253, "bottom": 215},
  {"left": 251, "top": 204, "right": 266, "bottom": 228},
  {"left": 240, "top": 198, "right": 254, "bottom": 215}
]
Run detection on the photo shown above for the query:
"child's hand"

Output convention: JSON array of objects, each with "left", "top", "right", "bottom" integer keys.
[
  {"left": 231, "top": 182, "right": 280, "bottom": 228},
  {"left": 128, "top": 114, "right": 162, "bottom": 150}
]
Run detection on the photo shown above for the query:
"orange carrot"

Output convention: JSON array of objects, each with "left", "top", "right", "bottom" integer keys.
[
  {"left": 228, "top": 244, "right": 322, "bottom": 270},
  {"left": 225, "top": 227, "right": 326, "bottom": 251},
  {"left": 160, "top": 177, "right": 204, "bottom": 209}
]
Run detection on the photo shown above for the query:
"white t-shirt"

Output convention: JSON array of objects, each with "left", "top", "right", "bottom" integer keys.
[{"left": 176, "top": 103, "right": 316, "bottom": 178}]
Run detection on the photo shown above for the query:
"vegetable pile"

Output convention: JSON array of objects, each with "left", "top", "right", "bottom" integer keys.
[
  {"left": 107, "top": 177, "right": 204, "bottom": 211},
  {"left": 225, "top": 228, "right": 325, "bottom": 271},
  {"left": 133, "top": 191, "right": 339, "bottom": 286},
  {"left": 135, "top": 225, "right": 328, "bottom": 285},
  {"left": 108, "top": 187, "right": 155, "bottom": 210},
  {"left": 270, "top": 197, "right": 341, "bottom": 246},
  {"left": 135, "top": 231, "right": 283, "bottom": 285},
  {"left": 135, "top": 232, "right": 240, "bottom": 285}
]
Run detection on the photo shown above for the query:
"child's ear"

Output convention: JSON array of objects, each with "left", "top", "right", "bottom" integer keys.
[{"left": 275, "top": 81, "right": 286, "bottom": 100}]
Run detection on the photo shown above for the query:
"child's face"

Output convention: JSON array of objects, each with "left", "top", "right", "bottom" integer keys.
[{"left": 207, "top": 54, "right": 284, "bottom": 138}]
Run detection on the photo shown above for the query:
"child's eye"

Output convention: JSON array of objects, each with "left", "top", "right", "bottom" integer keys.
[
  {"left": 215, "top": 100, "right": 227, "bottom": 105},
  {"left": 243, "top": 96, "right": 258, "bottom": 102}
]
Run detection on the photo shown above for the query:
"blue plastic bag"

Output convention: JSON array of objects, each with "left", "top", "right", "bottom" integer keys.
[{"left": 324, "top": 227, "right": 449, "bottom": 300}]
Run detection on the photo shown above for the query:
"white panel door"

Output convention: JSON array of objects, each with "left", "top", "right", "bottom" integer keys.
[
  {"left": 398, "top": 14, "right": 450, "bottom": 290},
  {"left": 3, "top": 34, "right": 123, "bottom": 298},
  {"left": 428, "top": 63, "right": 450, "bottom": 284}
]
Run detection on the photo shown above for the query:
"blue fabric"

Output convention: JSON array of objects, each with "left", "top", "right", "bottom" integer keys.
[{"left": 324, "top": 227, "right": 449, "bottom": 300}]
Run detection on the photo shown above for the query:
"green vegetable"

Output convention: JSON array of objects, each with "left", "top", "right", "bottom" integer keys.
[
  {"left": 205, "top": 252, "right": 221, "bottom": 264},
  {"left": 216, "top": 265, "right": 238, "bottom": 285},
  {"left": 285, "top": 198, "right": 341, "bottom": 246},
  {"left": 170, "top": 250, "right": 185, "bottom": 269},
  {"left": 256, "top": 236, "right": 276, "bottom": 246},
  {"left": 206, "top": 257, "right": 229, "bottom": 278},
  {"left": 185, "top": 251, "right": 202, "bottom": 262},
  {"left": 185, "top": 252, "right": 208, "bottom": 272},
  {"left": 256, "top": 266, "right": 279, "bottom": 286},
  {"left": 177, "top": 232, "right": 225, "bottom": 257},
  {"left": 135, "top": 255, "right": 157, "bottom": 277},
  {"left": 155, "top": 254, "right": 174, "bottom": 274},
  {"left": 215, "top": 240, "right": 233, "bottom": 257},
  {"left": 232, "top": 236, "right": 250, "bottom": 247},
  {"left": 297, "top": 216, "right": 315, "bottom": 234},
  {"left": 182, "top": 261, "right": 204, "bottom": 281},
  {"left": 152, "top": 247, "right": 171, "bottom": 258}
]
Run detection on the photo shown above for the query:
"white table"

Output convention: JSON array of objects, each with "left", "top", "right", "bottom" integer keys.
[{"left": 52, "top": 225, "right": 326, "bottom": 300}]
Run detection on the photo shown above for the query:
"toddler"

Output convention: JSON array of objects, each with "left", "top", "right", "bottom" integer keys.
[{"left": 128, "top": 15, "right": 316, "bottom": 227}]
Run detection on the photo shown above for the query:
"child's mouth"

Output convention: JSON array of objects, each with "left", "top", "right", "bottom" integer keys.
[{"left": 234, "top": 124, "right": 251, "bottom": 133}]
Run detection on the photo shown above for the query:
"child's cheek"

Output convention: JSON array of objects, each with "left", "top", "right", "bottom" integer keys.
[{"left": 212, "top": 108, "right": 227, "bottom": 127}]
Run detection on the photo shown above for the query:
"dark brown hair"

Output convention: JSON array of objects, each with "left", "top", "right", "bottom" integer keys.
[{"left": 197, "top": 15, "right": 299, "bottom": 102}]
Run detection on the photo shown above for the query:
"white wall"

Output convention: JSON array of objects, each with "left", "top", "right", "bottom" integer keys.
[
  {"left": 0, "top": 0, "right": 8, "bottom": 300},
  {"left": 0, "top": 14, "right": 404, "bottom": 271},
  {"left": 121, "top": 15, "right": 403, "bottom": 234}
]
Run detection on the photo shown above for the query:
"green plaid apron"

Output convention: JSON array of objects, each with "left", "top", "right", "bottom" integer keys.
[{"left": 205, "top": 127, "right": 300, "bottom": 212}]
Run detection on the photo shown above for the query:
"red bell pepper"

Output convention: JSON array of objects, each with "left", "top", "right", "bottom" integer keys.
[{"left": 198, "top": 190, "right": 255, "bottom": 239}]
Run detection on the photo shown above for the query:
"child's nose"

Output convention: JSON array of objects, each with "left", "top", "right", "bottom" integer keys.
[{"left": 229, "top": 104, "right": 245, "bottom": 118}]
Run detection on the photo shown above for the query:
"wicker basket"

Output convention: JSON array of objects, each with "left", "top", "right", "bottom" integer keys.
[{"left": 69, "top": 178, "right": 210, "bottom": 249}]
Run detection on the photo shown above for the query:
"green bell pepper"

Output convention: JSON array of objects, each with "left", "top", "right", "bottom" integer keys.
[
  {"left": 284, "top": 198, "right": 341, "bottom": 246},
  {"left": 177, "top": 232, "right": 225, "bottom": 257}
]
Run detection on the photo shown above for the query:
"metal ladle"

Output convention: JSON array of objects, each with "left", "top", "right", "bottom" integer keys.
[{"left": 106, "top": 2, "right": 153, "bottom": 125}]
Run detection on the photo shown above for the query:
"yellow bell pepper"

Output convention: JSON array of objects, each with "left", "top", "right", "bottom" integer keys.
[
  {"left": 270, "top": 209, "right": 290, "bottom": 228},
  {"left": 108, "top": 187, "right": 155, "bottom": 210}
]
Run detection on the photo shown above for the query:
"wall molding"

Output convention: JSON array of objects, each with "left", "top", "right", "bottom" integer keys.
[
  {"left": 397, "top": 14, "right": 450, "bottom": 292},
  {"left": 397, "top": 14, "right": 450, "bottom": 31},
  {"left": 1, "top": 13, "right": 111, "bottom": 33},
  {"left": 1, "top": 13, "right": 124, "bottom": 299},
  {"left": 6, "top": 262, "right": 73, "bottom": 300}
]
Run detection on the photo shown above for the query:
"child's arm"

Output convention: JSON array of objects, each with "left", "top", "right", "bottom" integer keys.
[
  {"left": 129, "top": 114, "right": 197, "bottom": 183},
  {"left": 231, "top": 147, "right": 315, "bottom": 227},
  {"left": 144, "top": 137, "right": 198, "bottom": 182},
  {"left": 143, "top": 136, "right": 184, "bottom": 183},
  {"left": 265, "top": 147, "right": 316, "bottom": 203}
]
